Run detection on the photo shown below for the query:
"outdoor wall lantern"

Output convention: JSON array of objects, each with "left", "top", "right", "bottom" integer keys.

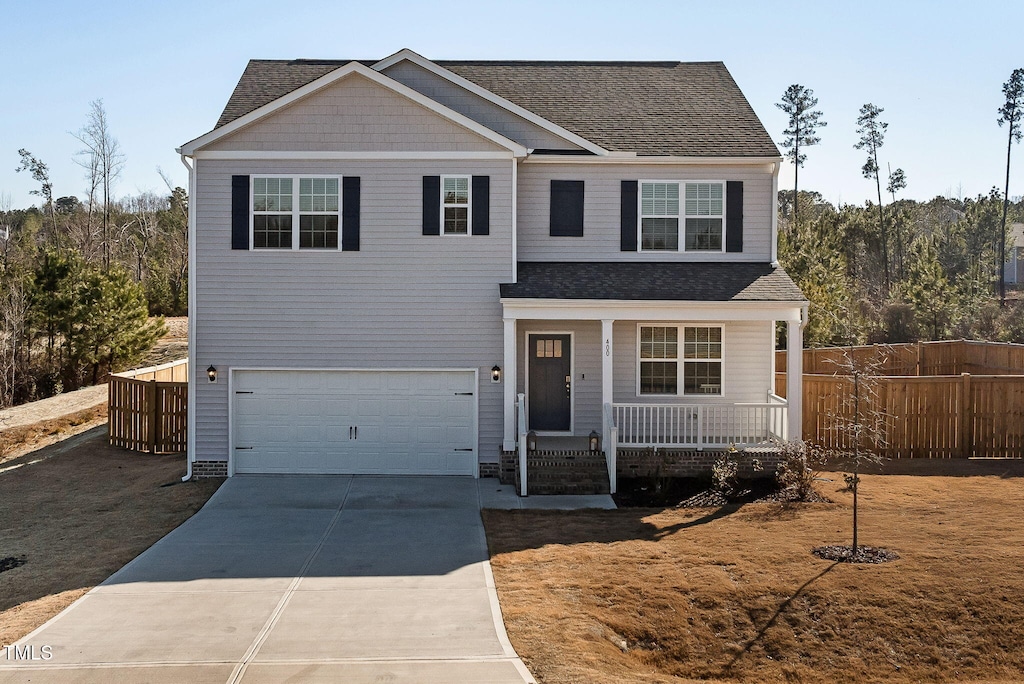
[
  {"left": 207, "top": 365, "right": 218, "bottom": 383},
  {"left": 589, "top": 430, "right": 601, "bottom": 452},
  {"left": 526, "top": 430, "right": 537, "bottom": 452},
  {"left": 491, "top": 365, "right": 502, "bottom": 383}
]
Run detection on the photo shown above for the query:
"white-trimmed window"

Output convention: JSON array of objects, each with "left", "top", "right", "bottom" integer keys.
[
  {"left": 640, "top": 181, "right": 725, "bottom": 252},
  {"left": 252, "top": 176, "right": 340, "bottom": 250},
  {"left": 442, "top": 175, "right": 470, "bottom": 235},
  {"left": 638, "top": 325, "right": 723, "bottom": 395}
]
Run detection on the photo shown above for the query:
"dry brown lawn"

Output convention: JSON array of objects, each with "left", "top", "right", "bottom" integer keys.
[
  {"left": 0, "top": 425, "right": 221, "bottom": 645},
  {"left": 483, "top": 472, "right": 1024, "bottom": 684}
]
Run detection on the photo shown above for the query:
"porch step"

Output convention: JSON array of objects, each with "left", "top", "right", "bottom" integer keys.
[{"left": 516, "top": 452, "right": 611, "bottom": 495}]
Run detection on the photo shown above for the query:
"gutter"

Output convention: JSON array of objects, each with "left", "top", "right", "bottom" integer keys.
[{"left": 179, "top": 153, "right": 196, "bottom": 482}]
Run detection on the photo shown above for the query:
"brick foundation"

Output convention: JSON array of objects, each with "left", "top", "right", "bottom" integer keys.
[
  {"left": 479, "top": 461, "right": 500, "bottom": 478},
  {"left": 615, "top": 447, "right": 781, "bottom": 479},
  {"left": 191, "top": 460, "right": 228, "bottom": 478}
]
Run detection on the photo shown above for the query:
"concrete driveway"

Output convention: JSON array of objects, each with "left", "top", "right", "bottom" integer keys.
[{"left": 0, "top": 476, "right": 536, "bottom": 683}]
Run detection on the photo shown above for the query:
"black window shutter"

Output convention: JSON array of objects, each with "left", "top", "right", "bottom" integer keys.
[
  {"left": 231, "top": 175, "right": 250, "bottom": 250},
  {"left": 620, "top": 180, "right": 638, "bottom": 251},
  {"left": 422, "top": 176, "right": 440, "bottom": 235},
  {"left": 472, "top": 176, "right": 489, "bottom": 235},
  {"left": 342, "top": 177, "right": 360, "bottom": 251},
  {"left": 726, "top": 181, "right": 744, "bottom": 253},
  {"left": 550, "top": 180, "right": 584, "bottom": 237}
]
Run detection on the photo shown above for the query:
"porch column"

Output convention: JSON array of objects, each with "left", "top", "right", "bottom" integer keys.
[
  {"left": 601, "top": 319, "right": 614, "bottom": 408},
  {"left": 601, "top": 319, "right": 614, "bottom": 446},
  {"left": 786, "top": 313, "right": 804, "bottom": 442},
  {"left": 502, "top": 317, "right": 517, "bottom": 451}
]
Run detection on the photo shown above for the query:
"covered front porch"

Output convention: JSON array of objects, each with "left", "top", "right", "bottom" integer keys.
[{"left": 498, "top": 262, "right": 809, "bottom": 495}]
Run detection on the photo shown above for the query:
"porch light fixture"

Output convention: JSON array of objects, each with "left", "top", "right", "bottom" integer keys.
[
  {"left": 589, "top": 430, "right": 601, "bottom": 452},
  {"left": 491, "top": 365, "right": 502, "bottom": 383},
  {"left": 526, "top": 430, "right": 537, "bottom": 452},
  {"left": 207, "top": 365, "right": 218, "bottom": 383}
]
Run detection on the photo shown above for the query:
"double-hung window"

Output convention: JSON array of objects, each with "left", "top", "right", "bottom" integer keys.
[
  {"left": 442, "top": 175, "right": 470, "bottom": 235},
  {"left": 638, "top": 325, "right": 723, "bottom": 396},
  {"left": 252, "top": 176, "right": 340, "bottom": 249},
  {"left": 640, "top": 181, "right": 725, "bottom": 252}
]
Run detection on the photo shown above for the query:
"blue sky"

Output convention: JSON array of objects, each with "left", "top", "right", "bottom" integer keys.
[{"left": 2, "top": 0, "right": 1022, "bottom": 209}]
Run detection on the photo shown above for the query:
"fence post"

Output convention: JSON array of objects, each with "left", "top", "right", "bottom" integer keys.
[
  {"left": 959, "top": 373, "right": 971, "bottom": 459},
  {"left": 146, "top": 380, "right": 158, "bottom": 453}
]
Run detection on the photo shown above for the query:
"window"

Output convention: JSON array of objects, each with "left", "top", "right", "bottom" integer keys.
[
  {"left": 252, "top": 176, "right": 340, "bottom": 250},
  {"left": 640, "top": 183, "right": 679, "bottom": 250},
  {"left": 442, "top": 176, "right": 470, "bottom": 235},
  {"left": 253, "top": 178, "right": 293, "bottom": 249},
  {"left": 684, "top": 183, "right": 724, "bottom": 251},
  {"left": 639, "top": 181, "right": 725, "bottom": 252},
  {"left": 638, "top": 325, "right": 723, "bottom": 396},
  {"left": 683, "top": 327, "right": 722, "bottom": 394}
]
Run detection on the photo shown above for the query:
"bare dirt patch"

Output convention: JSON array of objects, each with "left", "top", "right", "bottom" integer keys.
[
  {"left": 0, "top": 404, "right": 108, "bottom": 466},
  {"left": 0, "top": 427, "right": 221, "bottom": 645},
  {"left": 483, "top": 474, "right": 1024, "bottom": 683}
]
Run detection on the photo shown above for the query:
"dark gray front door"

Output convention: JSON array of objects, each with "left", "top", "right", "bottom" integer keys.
[{"left": 528, "top": 334, "right": 571, "bottom": 431}]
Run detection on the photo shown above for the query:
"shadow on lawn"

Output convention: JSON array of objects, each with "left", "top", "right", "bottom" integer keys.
[
  {"left": 722, "top": 561, "right": 841, "bottom": 676},
  {"left": 482, "top": 501, "right": 749, "bottom": 554}
]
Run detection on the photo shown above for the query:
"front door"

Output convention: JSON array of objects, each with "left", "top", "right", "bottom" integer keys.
[{"left": 528, "top": 334, "right": 571, "bottom": 431}]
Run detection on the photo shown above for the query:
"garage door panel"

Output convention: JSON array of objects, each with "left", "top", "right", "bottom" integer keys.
[{"left": 233, "top": 370, "right": 476, "bottom": 475}]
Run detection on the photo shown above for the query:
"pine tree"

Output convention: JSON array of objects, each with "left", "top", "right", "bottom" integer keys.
[{"left": 776, "top": 85, "right": 826, "bottom": 231}]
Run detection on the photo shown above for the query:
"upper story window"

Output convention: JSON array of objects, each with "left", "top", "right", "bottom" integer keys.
[
  {"left": 252, "top": 176, "right": 340, "bottom": 250},
  {"left": 639, "top": 181, "right": 724, "bottom": 252},
  {"left": 442, "top": 175, "right": 470, "bottom": 235},
  {"left": 638, "top": 325, "right": 723, "bottom": 396}
]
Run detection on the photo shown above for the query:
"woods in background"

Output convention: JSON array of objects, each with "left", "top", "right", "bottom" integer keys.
[{"left": 1, "top": 101, "right": 184, "bottom": 407}]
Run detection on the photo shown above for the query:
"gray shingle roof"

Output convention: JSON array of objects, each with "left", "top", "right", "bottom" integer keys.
[
  {"left": 500, "top": 262, "right": 806, "bottom": 302},
  {"left": 213, "top": 58, "right": 779, "bottom": 157}
]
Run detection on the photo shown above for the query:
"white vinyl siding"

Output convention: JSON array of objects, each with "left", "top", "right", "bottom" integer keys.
[
  {"left": 517, "top": 162, "right": 773, "bottom": 262},
  {"left": 193, "top": 158, "right": 513, "bottom": 465},
  {"left": 204, "top": 72, "right": 507, "bottom": 153}
]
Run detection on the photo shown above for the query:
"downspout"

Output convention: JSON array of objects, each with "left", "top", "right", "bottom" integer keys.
[
  {"left": 179, "top": 153, "right": 197, "bottom": 482},
  {"left": 770, "top": 161, "right": 780, "bottom": 266}
]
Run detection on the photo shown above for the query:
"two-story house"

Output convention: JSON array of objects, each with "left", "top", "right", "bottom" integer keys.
[{"left": 177, "top": 49, "right": 808, "bottom": 494}]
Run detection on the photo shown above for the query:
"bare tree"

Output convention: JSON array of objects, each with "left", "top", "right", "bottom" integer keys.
[
  {"left": 0, "top": 281, "right": 30, "bottom": 408},
  {"left": 997, "top": 68, "right": 1024, "bottom": 306},
  {"left": 120, "top": 192, "right": 164, "bottom": 281},
  {"left": 73, "top": 100, "right": 125, "bottom": 270}
]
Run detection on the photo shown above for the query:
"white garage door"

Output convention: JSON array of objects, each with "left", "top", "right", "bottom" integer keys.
[{"left": 231, "top": 370, "right": 477, "bottom": 476}]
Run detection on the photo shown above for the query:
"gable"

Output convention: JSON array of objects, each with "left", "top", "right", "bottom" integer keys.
[
  {"left": 380, "top": 60, "right": 586, "bottom": 152},
  {"left": 202, "top": 72, "right": 510, "bottom": 154}
]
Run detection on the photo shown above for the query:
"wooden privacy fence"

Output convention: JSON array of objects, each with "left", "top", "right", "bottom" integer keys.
[
  {"left": 108, "top": 359, "right": 188, "bottom": 454},
  {"left": 775, "top": 341, "right": 1024, "bottom": 458},
  {"left": 775, "top": 339, "right": 1024, "bottom": 377}
]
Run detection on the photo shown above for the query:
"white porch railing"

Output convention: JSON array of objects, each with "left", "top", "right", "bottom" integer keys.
[
  {"left": 602, "top": 403, "right": 618, "bottom": 494},
  {"left": 612, "top": 400, "right": 788, "bottom": 448},
  {"left": 516, "top": 393, "right": 527, "bottom": 496}
]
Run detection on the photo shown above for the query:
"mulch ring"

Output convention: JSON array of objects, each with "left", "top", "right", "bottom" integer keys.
[
  {"left": 812, "top": 545, "right": 900, "bottom": 564},
  {"left": 0, "top": 555, "right": 27, "bottom": 574}
]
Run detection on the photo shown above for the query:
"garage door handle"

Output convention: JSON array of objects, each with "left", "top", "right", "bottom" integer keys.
[
  {"left": 349, "top": 426, "right": 353, "bottom": 439},
  {"left": 354, "top": 426, "right": 358, "bottom": 439}
]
